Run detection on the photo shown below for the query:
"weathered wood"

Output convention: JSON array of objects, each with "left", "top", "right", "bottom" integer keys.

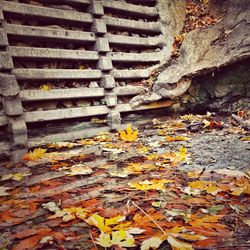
[
  {"left": 103, "top": 16, "right": 161, "bottom": 33},
  {"left": 9, "top": 47, "right": 99, "bottom": 61},
  {"left": 13, "top": 69, "right": 102, "bottom": 80},
  {"left": 4, "top": 24, "right": 95, "bottom": 43},
  {"left": 106, "top": 34, "right": 164, "bottom": 47},
  {"left": 109, "top": 51, "right": 162, "bottom": 62},
  {"left": 24, "top": 105, "right": 109, "bottom": 122},
  {"left": 112, "top": 69, "right": 150, "bottom": 79},
  {"left": 1, "top": 1, "right": 93, "bottom": 24},
  {"left": 102, "top": 0, "right": 158, "bottom": 17},
  {"left": 20, "top": 88, "right": 105, "bottom": 101}
]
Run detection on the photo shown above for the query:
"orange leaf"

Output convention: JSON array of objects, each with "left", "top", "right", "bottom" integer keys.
[
  {"left": 12, "top": 228, "right": 52, "bottom": 240},
  {"left": 12, "top": 234, "right": 43, "bottom": 250}
]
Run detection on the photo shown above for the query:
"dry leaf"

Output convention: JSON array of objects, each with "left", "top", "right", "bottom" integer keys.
[
  {"left": 167, "top": 235, "right": 193, "bottom": 250},
  {"left": 95, "top": 230, "right": 136, "bottom": 248},
  {"left": 1, "top": 172, "right": 31, "bottom": 181},
  {"left": 23, "top": 148, "right": 47, "bottom": 161},
  {"left": 128, "top": 179, "right": 173, "bottom": 192},
  {"left": 141, "top": 237, "right": 163, "bottom": 250},
  {"left": 40, "top": 84, "right": 52, "bottom": 91},
  {"left": 59, "top": 164, "right": 93, "bottom": 176},
  {"left": 119, "top": 125, "right": 138, "bottom": 142}
]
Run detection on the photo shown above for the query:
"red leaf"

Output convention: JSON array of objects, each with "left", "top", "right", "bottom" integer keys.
[
  {"left": 12, "top": 228, "right": 51, "bottom": 240},
  {"left": 12, "top": 234, "right": 43, "bottom": 250}
]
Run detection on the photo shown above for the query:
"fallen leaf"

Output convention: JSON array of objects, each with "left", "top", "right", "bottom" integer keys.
[
  {"left": 22, "top": 148, "right": 47, "bottom": 161},
  {"left": 87, "top": 213, "right": 127, "bottom": 233},
  {"left": 40, "top": 84, "right": 51, "bottom": 91},
  {"left": 1, "top": 172, "right": 31, "bottom": 181},
  {"left": 166, "top": 135, "right": 189, "bottom": 142},
  {"left": 128, "top": 179, "right": 173, "bottom": 192},
  {"left": 95, "top": 230, "right": 136, "bottom": 248},
  {"left": 167, "top": 235, "right": 193, "bottom": 250},
  {"left": 140, "top": 236, "right": 163, "bottom": 250},
  {"left": 59, "top": 164, "right": 93, "bottom": 176},
  {"left": 119, "top": 125, "right": 138, "bottom": 142}
]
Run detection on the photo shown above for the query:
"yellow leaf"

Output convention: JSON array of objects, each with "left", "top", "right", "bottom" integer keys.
[
  {"left": 23, "top": 148, "right": 47, "bottom": 161},
  {"left": 1, "top": 172, "right": 31, "bottom": 181},
  {"left": 203, "top": 119, "right": 211, "bottom": 128},
  {"left": 86, "top": 213, "right": 126, "bottom": 233},
  {"left": 40, "top": 84, "right": 51, "bottom": 91},
  {"left": 188, "top": 180, "right": 222, "bottom": 195},
  {"left": 141, "top": 236, "right": 163, "bottom": 250},
  {"left": 167, "top": 235, "right": 193, "bottom": 250},
  {"left": 128, "top": 179, "right": 173, "bottom": 192},
  {"left": 241, "top": 136, "right": 250, "bottom": 142},
  {"left": 166, "top": 135, "right": 188, "bottom": 142},
  {"left": 95, "top": 230, "right": 136, "bottom": 248},
  {"left": 119, "top": 125, "right": 138, "bottom": 142}
]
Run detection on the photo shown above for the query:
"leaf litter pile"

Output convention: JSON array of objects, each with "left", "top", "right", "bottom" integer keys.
[{"left": 0, "top": 112, "right": 250, "bottom": 250}]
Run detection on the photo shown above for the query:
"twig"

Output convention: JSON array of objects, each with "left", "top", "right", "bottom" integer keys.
[
  {"left": 89, "top": 231, "right": 98, "bottom": 250},
  {"left": 131, "top": 200, "right": 167, "bottom": 235}
]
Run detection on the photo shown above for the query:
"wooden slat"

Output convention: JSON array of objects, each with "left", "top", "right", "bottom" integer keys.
[
  {"left": 20, "top": 86, "right": 145, "bottom": 102},
  {"left": 9, "top": 46, "right": 99, "bottom": 61},
  {"left": 24, "top": 105, "right": 109, "bottom": 122},
  {"left": 109, "top": 51, "right": 162, "bottom": 62},
  {"left": 40, "top": 0, "right": 90, "bottom": 5},
  {"left": 13, "top": 69, "right": 102, "bottom": 80},
  {"left": 4, "top": 24, "right": 95, "bottom": 43},
  {"left": 103, "top": 16, "right": 161, "bottom": 33},
  {"left": 1, "top": 1, "right": 93, "bottom": 24},
  {"left": 102, "top": 0, "right": 158, "bottom": 17},
  {"left": 112, "top": 69, "right": 150, "bottom": 79},
  {"left": 114, "top": 86, "right": 145, "bottom": 96},
  {"left": 106, "top": 34, "right": 164, "bottom": 47},
  {"left": 20, "top": 88, "right": 105, "bottom": 101}
]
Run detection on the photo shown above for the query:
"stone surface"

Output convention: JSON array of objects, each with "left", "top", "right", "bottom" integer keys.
[
  {"left": 0, "top": 73, "right": 20, "bottom": 97},
  {"left": 98, "top": 57, "right": 112, "bottom": 71},
  {"left": 11, "top": 148, "right": 28, "bottom": 163},
  {"left": 101, "top": 75, "right": 115, "bottom": 89},
  {"left": 8, "top": 117, "right": 27, "bottom": 147},
  {"left": 0, "top": 28, "right": 8, "bottom": 47},
  {"left": 94, "top": 38, "right": 110, "bottom": 53},
  {"left": 3, "top": 96, "right": 23, "bottom": 116},
  {"left": 92, "top": 19, "right": 107, "bottom": 34},
  {"left": 107, "top": 110, "right": 121, "bottom": 130},
  {"left": 105, "top": 93, "right": 117, "bottom": 107},
  {"left": 89, "top": 1, "right": 104, "bottom": 16},
  {"left": 0, "top": 52, "right": 14, "bottom": 70}
]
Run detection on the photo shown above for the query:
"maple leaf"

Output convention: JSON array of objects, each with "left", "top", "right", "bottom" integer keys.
[
  {"left": 86, "top": 213, "right": 127, "bottom": 233},
  {"left": 128, "top": 179, "right": 173, "bottom": 192},
  {"left": 40, "top": 84, "right": 52, "bottom": 91},
  {"left": 22, "top": 148, "right": 47, "bottom": 161},
  {"left": 141, "top": 236, "right": 163, "bottom": 250},
  {"left": 95, "top": 230, "right": 136, "bottom": 248},
  {"left": 119, "top": 125, "right": 138, "bottom": 142}
]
